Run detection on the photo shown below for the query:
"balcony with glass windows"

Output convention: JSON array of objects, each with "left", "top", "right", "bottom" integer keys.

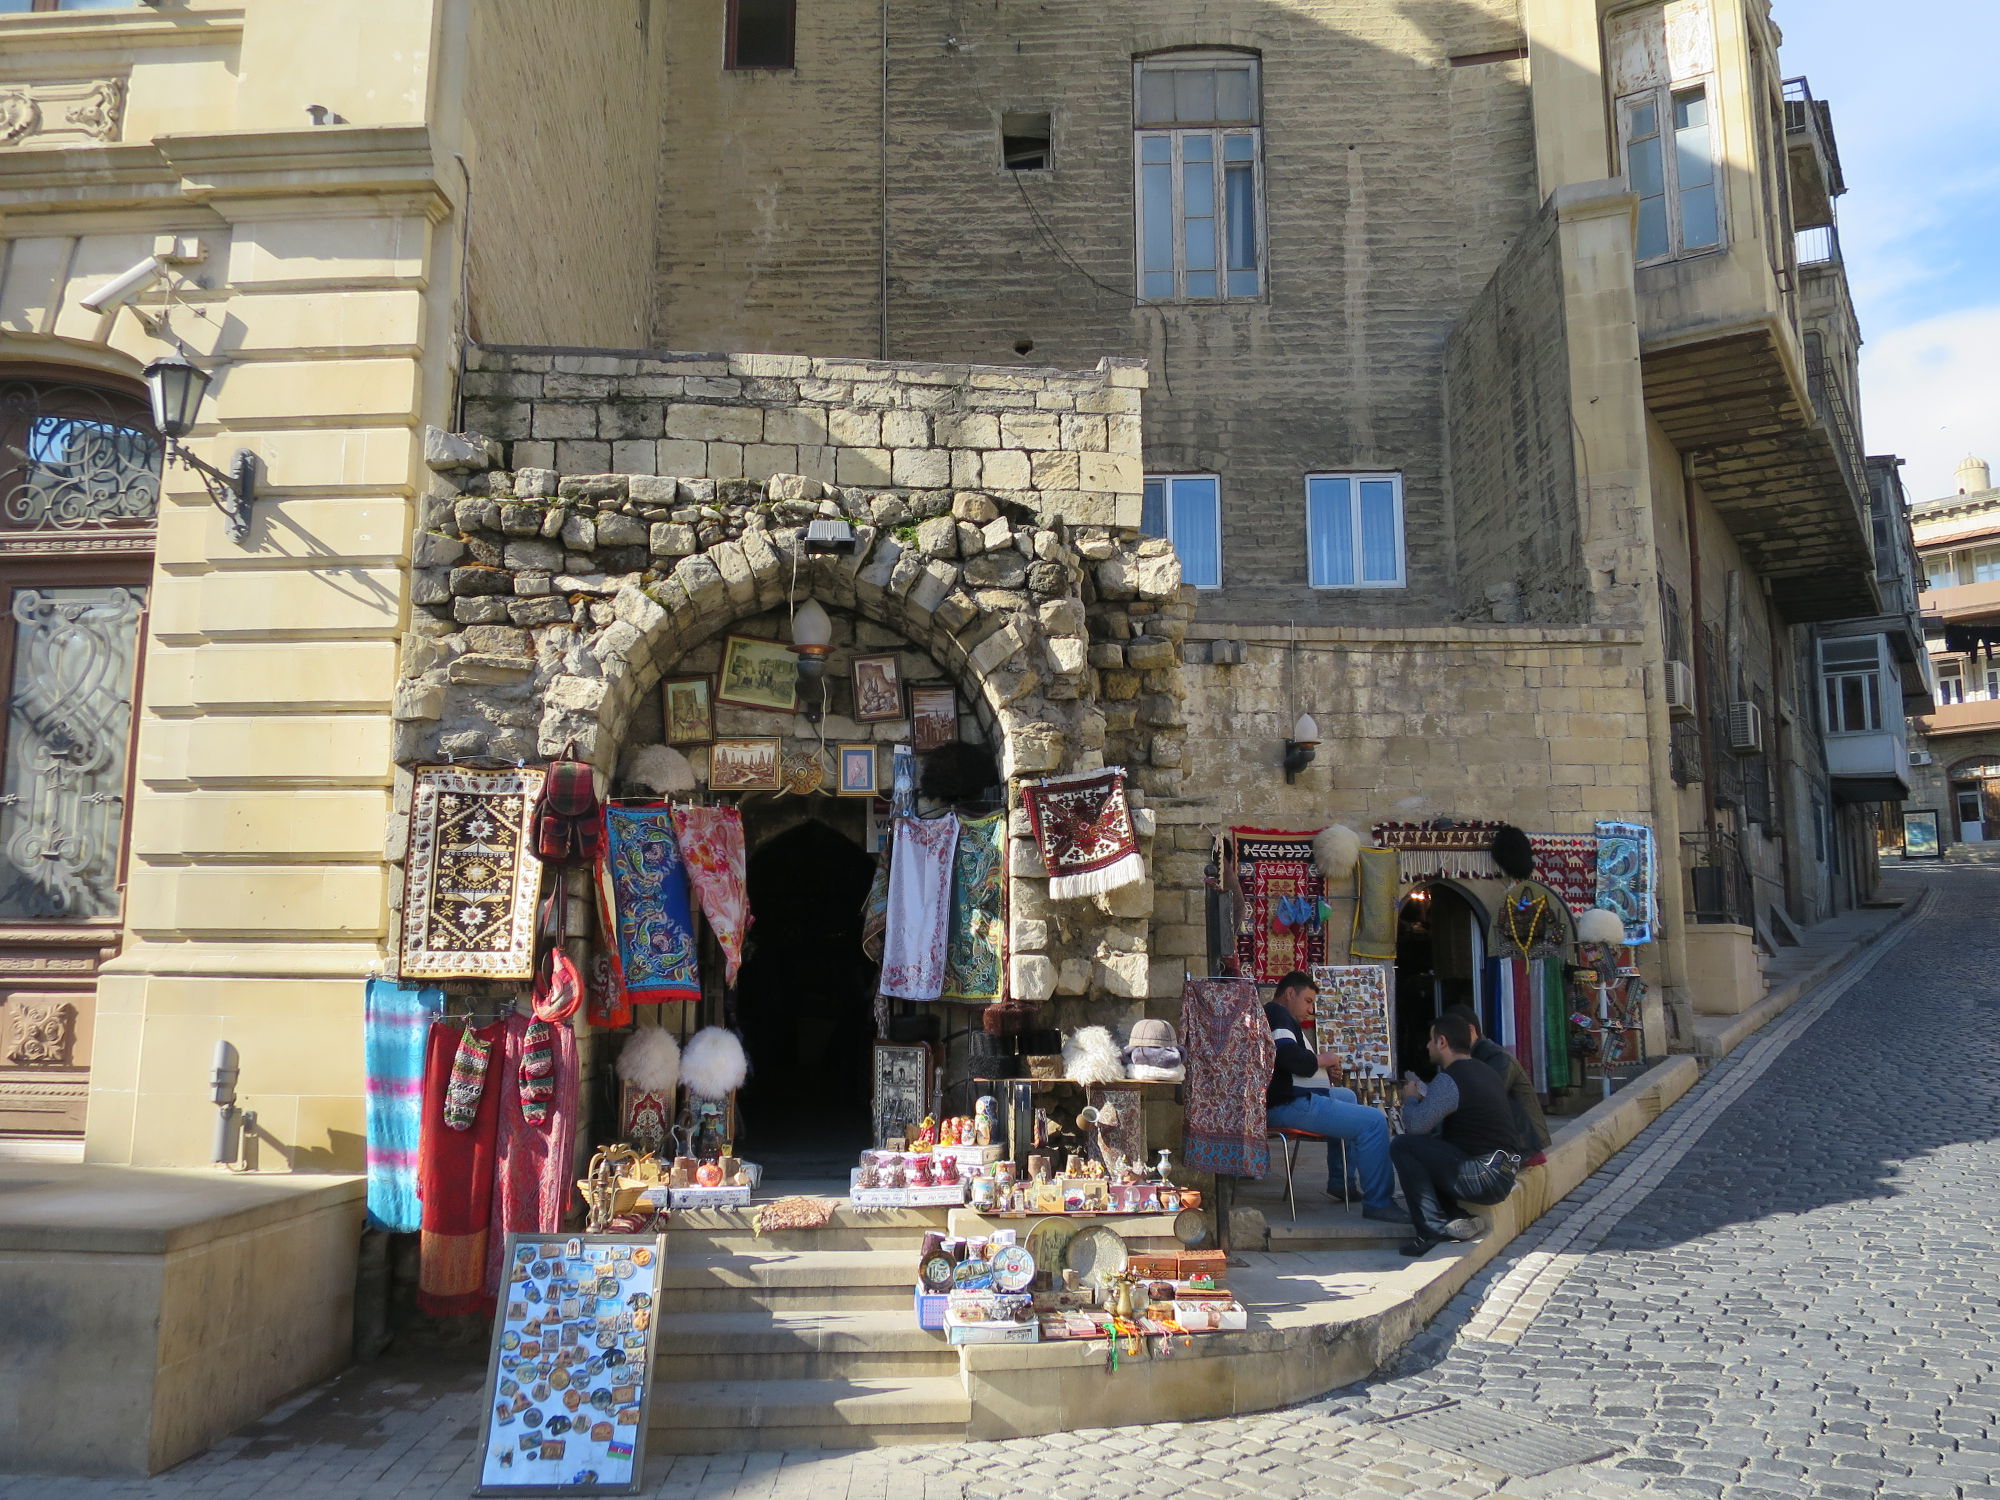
[
  {"left": 1628, "top": 63, "right": 1875, "bottom": 621},
  {"left": 1820, "top": 635, "right": 1913, "bottom": 801}
]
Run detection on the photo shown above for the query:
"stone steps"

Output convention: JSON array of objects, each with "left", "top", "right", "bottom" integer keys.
[
  {"left": 652, "top": 1308, "right": 955, "bottom": 1381},
  {"left": 664, "top": 1246, "right": 921, "bottom": 1312},
  {"left": 667, "top": 1204, "right": 949, "bottom": 1255},
  {"left": 646, "top": 1376, "right": 972, "bottom": 1453}
]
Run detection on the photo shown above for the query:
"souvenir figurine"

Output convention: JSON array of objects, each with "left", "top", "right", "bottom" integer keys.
[
  {"left": 669, "top": 1156, "right": 696, "bottom": 1188},
  {"left": 993, "top": 1160, "right": 1017, "bottom": 1188},
  {"left": 974, "top": 1095, "right": 997, "bottom": 1145},
  {"left": 1028, "top": 1154, "right": 1051, "bottom": 1182},
  {"left": 910, "top": 1156, "right": 934, "bottom": 1188},
  {"left": 914, "top": 1115, "right": 938, "bottom": 1151},
  {"left": 694, "top": 1161, "right": 723, "bottom": 1187}
]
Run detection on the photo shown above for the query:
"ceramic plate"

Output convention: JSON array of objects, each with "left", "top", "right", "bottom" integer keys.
[
  {"left": 990, "top": 1244, "right": 1036, "bottom": 1293},
  {"left": 1023, "top": 1215, "right": 1082, "bottom": 1275},
  {"left": 1063, "top": 1224, "right": 1127, "bottom": 1291}
]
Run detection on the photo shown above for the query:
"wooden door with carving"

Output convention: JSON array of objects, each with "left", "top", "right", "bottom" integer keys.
[{"left": 0, "top": 370, "right": 157, "bottom": 1143}]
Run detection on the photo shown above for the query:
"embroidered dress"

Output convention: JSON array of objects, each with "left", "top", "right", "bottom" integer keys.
[
  {"left": 486, "top": 1013, "right": 580, "bottom": 1297},
  {"left": 1231, "top": 829, "right": 1324, "bottom": 982},
  {"left": 363, "top": 978, "right": 441, "bottom": 1233},
  {"left": 598, "top": 803, "right": 701, "bottom": 1003},
  {"left": 399, "top": 765, "right": 545, "bottom": 980},
  {"left": 1021, "top": 766, "right": 1145, "bottom": 900},
  {"left": 417, "top": 1018, "right": 504, "bottom": 1316},
  {"left": 672, "top": 803, "right": 752, "bottom": 987},
  {"left": 1180, "top": 977, "right": 1273, "bottom": 1178},
  {"left": 1594, "top": 821, "right": 1658, "bottom": 945},
  {"left": 880, "top": 813, "right": 958, "bottom": 1000},
  {"left": 941, "top": 811, "right": 1006, "bottom": 1002}
]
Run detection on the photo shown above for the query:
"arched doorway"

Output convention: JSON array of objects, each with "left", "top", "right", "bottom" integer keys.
[
  {"left": 1392, "top": 882, "right": 1483, "bottom": 1074},
  {"left": 734, "top": 813, "right": 879, "bottom": 1170}
]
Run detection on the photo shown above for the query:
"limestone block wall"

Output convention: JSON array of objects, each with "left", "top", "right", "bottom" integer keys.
[
  {"left": 653, "top": 0, "right": 1541, "bottom": 625},
  {"left": 460, "top": 346, "right": 1147, "bottom": 530},
  {"left": 1446, "top": 202, "right": 1583, "bottom": 625}
]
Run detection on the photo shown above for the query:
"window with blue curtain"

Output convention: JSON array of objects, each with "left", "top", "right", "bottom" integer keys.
[
  {"left": 1133, "top": 53, "right": 1263, "bottom": 302},
  {"left": 1141, "top": 474, "right": 1222, "bottom": 589},
  {"left": 1306, "top": 473, "right": 1405, "bottom": 588}
]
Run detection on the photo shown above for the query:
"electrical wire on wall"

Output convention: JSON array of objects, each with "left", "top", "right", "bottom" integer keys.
[{"left": 1009, "top": 172, "right": 1173, "bottom": 398}]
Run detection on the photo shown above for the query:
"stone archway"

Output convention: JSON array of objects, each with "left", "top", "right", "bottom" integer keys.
[{"left": 393, "top": 456, "right": 1197, "bottom": 1018}]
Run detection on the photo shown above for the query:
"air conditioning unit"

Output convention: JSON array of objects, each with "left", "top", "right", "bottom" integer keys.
[
  {"left": 1664, "top": 660, "right": 1698, "bottom": 719},
  {"left": 1727, "top": 701, "right": 1764, "bottom": 755},
  {"left": 1909, "top": 750, "right": 1934, "bottom": 766}
]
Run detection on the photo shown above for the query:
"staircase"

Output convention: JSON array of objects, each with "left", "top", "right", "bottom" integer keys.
[{"left": 649, "top": 1200, "right": 970, "bottom": 1453}]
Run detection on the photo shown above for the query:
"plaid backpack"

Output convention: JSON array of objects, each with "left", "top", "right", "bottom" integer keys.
[{"left": 532, "top": 750, "right": 602, "bottom": 866}]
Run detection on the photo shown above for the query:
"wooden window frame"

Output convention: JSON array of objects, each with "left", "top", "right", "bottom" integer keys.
[
  {"left": 1132, "top": 54, "right": 1265, "bottom": 303},
  {"left": 1618, "top": 80, "right": 1726, "bottom": 265}
]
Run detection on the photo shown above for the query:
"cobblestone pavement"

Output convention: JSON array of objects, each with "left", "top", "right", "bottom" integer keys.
[{"left": 8, "top": 869, "right": 1995, "bottom": 1500}]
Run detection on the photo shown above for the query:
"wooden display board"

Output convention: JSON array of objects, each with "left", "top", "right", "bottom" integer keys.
[
  {"left": 871, "top": 1041, "right": 933, "bottom": 1146},
  {"left": 473, "top": 1232, "right": 668, "bottom": 1497},
  {"left": 1310, "top": 964, "right": 1395, "bottom": 1079}
]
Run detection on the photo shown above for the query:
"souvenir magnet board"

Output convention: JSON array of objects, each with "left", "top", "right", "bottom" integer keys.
[
  {"left": 474, "top": 1232, "right": 667, "bottom": 1497},
  {"left": 1310, "top": 964, "right": 1395, "bottom": 1080}
]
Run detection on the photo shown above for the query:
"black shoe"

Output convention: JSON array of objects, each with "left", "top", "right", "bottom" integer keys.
[{"left": 1399, "top": 1236, "right": 1441, "bottom": 1257}]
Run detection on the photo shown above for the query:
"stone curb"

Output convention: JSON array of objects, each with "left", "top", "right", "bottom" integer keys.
[{"left": 1692, "top": 891, "right": 1928, "bottom": 1059}]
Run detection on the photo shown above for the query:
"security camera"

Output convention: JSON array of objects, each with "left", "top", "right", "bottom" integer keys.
[{"left": 79, "top": 255, "right": 166, "bottom": 315}]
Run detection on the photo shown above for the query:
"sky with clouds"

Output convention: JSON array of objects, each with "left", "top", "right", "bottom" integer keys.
[{"left": 1777, "top": 0, "right": 2000, "bottom": 502}]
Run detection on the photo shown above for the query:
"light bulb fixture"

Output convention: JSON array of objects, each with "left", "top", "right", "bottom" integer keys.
[
  {"left": 142, "top": 352, "right": 257, "bottom": 542},
  {"left": 1283, "top": 711, "right": 1320, "bottom": 783},
  {"left": 790, "top": 596, "right": 835, "bottom": 724}
]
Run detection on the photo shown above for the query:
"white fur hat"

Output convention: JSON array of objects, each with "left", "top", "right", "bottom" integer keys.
[
  {"left": 681, "top": 1026, "right": 749, "bottom": 1098},
  {"left": 1061, "top": 1025, "right": 1125, "bottom": 1085}
]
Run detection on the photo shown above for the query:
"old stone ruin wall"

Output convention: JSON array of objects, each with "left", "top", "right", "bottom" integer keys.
[{"left": 390, "top": 349, "right": 1198, "bottom": 1047}]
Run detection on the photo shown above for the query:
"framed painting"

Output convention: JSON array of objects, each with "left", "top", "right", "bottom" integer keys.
[
  {"left": 837, "top": 744, "right": 879, "bottom": 797},
  {"left": 872, "top": 1041, "right": 934, "bottom": 1149},
  {"left": 717, "top": 635, "right": 798, "bottom": 713},
  {"left": 909, "top": 683, "right": 958, "bottom": 751},
  {"left": 661, "top": 676, "right": 713, "bottom": 745},
  {"left": 707, "top": 737, "right": 782, "bottom": 793},
  {"left": 850, "top": 652, "right": 905, "bottom": 723}
]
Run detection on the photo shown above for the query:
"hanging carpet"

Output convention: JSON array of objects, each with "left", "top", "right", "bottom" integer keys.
[
  {"left": 1231, "top": 828, "right": 1325, "bottom": 982},
  {"left": 942, "top": 811, "right": 1006, "bottom": 1002},
  {"left": 1527, "top": 834, "right": 1600, "bottom": 917},
  {"left": 1593, "top": 821, "right": 1658, "bottom": 946},
  {"left": 363, "top": 978, "right": 441, "bottom": 1234},
  {"left": 881, "top": 813, "right": 958, "bottom": 1000},
  {"left": 671, "top": 803, "right": 752, "bottom": 987},
  {"left": 1179, "top": 976, "right": 1274, "bottom": 1179},
  {"left": 416, "top": 1018, "right": 504, "bottom": 1317},
  {"left": 399, "top": 765, "right": 545, "bottom": 981},
  {"left": 597, "top": 802, "right": 701, "bottom": 1003},
  {"left": 1021, "top": 766, "right": 1145, "bottom": 900},
  {"left": 1371, "top": 820, "right": 1505, "bottom": 882}
]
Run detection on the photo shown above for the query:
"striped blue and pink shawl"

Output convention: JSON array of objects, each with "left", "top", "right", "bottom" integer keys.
[{"left": 364, "top": 977, "right": 443, "bottom": 1232}]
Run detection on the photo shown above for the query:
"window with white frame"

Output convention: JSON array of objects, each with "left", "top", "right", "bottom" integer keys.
[
  {"left": 1141, "top": 474, "right": 1222, "bottom": 589},
  {"left": 1620, "top": 83, "right": 1722, "bottom": 261},
  {"left": 1937, "top": 663, "right": 1966, "bottom": 706},
  {"left": 1820, "top": 636, "right": 1885, "bottom": 733},
  {"left": 1134, "top": 53, "right": 1263, "bottom": 302},
  {"left": 1305, "top": 472, "right": 1405, "bottom": 588}
]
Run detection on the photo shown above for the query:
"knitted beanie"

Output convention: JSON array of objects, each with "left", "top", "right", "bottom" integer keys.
[
  {"left": 520, "top": 1020, "right": 555, "bottom": 1126},
  {"left": 443, "top": 1026, "right": 493, "bottom": 1131}
]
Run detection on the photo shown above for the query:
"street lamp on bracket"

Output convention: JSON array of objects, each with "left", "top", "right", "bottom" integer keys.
[{"left": 142, "top": 352, "right": 258, "bottom": 543}]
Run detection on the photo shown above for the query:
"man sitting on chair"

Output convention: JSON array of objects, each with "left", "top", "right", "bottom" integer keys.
[{"left": 1264, "top": 971, "right": 1400, "bottom": 1220}]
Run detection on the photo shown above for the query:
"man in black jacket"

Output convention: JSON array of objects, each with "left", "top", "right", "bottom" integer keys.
[
  {"left": 1388, "top": 1013, "right": 1524, "bottom": 1256},
  {"left": 1263, "top": 971, "right": 1399, "bottom": 1218},
  {"left": 1442, "top": 1004, "right": 1551, "bottom": 1164}
]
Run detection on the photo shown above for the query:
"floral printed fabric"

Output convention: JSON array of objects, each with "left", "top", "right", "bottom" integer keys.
[
  {"left": 597, "top": 803, "right": 701, "bottom": 1003},
  {"left": 880, "top": 813, "right": 959, "bottom": 1000},
  {"left": 671, "top": 804, "right": 751, "bottom": 987},
  {"left": 942, "top": 812, "right": 1005, "bottom": 1002}
]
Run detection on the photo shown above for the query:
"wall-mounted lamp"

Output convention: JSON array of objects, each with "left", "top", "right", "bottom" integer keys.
[
  {"left": 1283, "top": 712, "right": 1320, "bottom": 783},
  {"left": 790, "top": 596, "right": 834, "bottom": 724},
  {"left": 144, "top": 352, "right": 257, "bottom": 543}
]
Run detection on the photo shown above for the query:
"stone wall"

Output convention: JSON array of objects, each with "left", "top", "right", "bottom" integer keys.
[
  {"left": 652, "top": 0, "right": 1541, "bottom": 625},
  {"left": 396, "top": 419, "right": 1196, "bottom": 1026},
  {"left": 460, "top": 346, "right": 1145, "bottom": 530},
  {"left": 1445, "top": 201, "right": 1583, "bottom": 625}
]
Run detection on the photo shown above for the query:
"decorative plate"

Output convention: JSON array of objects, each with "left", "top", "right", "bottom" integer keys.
[
  {"left": 990, "top": 1244, "right": 1036, "bottom": 1293},
  {"left": 1063, "top": 1224, "right": 1127, "bottom": 1291},
  {"left": 780, "top": 749, "right": 826, "bottom": 795},
  {"left": 1173, "top": 1207, "right": 1216, "bottom": 1249},
  {"left": 1023, "top": 1215, "right": 1082, "bottom": 1276}
]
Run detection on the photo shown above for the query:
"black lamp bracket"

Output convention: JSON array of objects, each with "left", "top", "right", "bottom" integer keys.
[{"left": 166, "top": 441, "right": 257, "bottom": 543}]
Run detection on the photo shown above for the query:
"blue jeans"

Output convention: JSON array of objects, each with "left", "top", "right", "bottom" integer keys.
[{"left": 1266, "top": 1088, "right": 1396, "bottom": 1210}]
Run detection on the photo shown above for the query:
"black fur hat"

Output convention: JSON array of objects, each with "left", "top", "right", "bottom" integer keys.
[{"left": 1492, "top": 824, "right": 1535, "bottom": 880}]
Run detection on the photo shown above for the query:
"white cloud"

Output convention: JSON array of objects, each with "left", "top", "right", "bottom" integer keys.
[{"left": 1860, "top": 304, "right": 2000, "bottom": 502}]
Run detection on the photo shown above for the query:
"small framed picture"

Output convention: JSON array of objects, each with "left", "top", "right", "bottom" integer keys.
[
  {"left": 661, "top": 676, "right": 713, "bottom": 745},
  {"left": 707, "top": 736, "right": 782, "bottom": 792},
  {"left": 717, "top": 635, "right": 799, "bottom": 713},
  {"left": 909, "top": 683, "right": 958, "bottom": 751},
  {"left": 837, "top": 744, "right": 879, "bottom": 797},
  {"left": 850, "top": 652, "right": 905, "bottom": 723}
]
